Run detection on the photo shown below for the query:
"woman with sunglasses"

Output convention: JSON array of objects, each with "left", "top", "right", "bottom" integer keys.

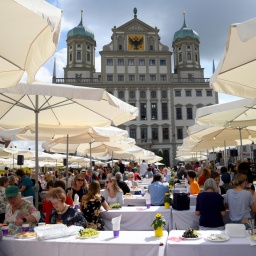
[
  {"left": 101, "top": 177, "right": 124, "bottom": 206},
  {"left": 81, "top": 180, "right": 109, "bottom": 230},
  {"left": 66, "top": 174, "right": 88, "bottom": 202}
]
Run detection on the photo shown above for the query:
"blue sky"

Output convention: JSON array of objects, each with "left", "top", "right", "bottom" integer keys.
[{"left": 35, "top": 0, "right": 256, "bottom": 104}]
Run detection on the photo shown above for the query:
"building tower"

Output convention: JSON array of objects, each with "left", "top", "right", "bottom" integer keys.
[{"left": 64, "top": 10, "right": 96, "bottom": 81}]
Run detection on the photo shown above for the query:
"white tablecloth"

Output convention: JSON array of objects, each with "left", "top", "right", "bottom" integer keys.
[
  {"left": 166, "top": 230, "right": 254, "bottom": 256},
  {"left": 123, "top": 195, "right": 146, "bottom": 206},
  {"left": 100, "top": 206, "right": 171, "bottom": 231},
  {"left": 0, "top": 231, "right": 168, "bottom": 256},
  {"left": 171, "top": 206, "right": 231, "bottom": 230}
]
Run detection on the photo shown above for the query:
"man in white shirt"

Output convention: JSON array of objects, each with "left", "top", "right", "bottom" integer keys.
[{"left": 140, "top": 160, "right": 148, "bottom": 176}]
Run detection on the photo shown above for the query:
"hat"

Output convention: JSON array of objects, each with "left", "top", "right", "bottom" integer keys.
[{"left": 5, "top": 186, "right": 19, "bottom": 198}]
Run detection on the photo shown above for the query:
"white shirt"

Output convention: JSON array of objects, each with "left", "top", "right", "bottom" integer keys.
[{"left": 140, "top": 162, "right": 148, "bottom": 175}]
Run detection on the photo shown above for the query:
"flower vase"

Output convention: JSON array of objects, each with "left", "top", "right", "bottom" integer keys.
[
  {"left": 154, "top": 227, "right": 163, "bottom": 237},
  {"left": 164, "top": 202, "right": 170, "bottom": 209}
]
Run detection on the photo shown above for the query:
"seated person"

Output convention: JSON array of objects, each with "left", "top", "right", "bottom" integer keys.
[
  {"left": 46, "top": 187, "right": 87, "bottom": 227},
  {"left": 187, "top": 170, "right": 200, "bottom": 194},
  {"left": 115, "top": 172, "right": 130, "bottom": 195},
  {"left": 101, "top": 177, "right": 124, "bottom": 206},
  {"left": 4, "top": 186, "right": 40, "bottom": 233},
  {"left": 148, "top": 173, "right": 169, "bottom": 206},
  {"left": 144, "top": 167, "right": 153, "bottom": 178},
  {"left": 125, "top": 172, "right": 138, "bottom": 189},
  {"left": 81, "top": 181, "right": 109, "bottom": 230},
  {"left": 196, "top": 178, "right": 226, "bottom": 230},
  {"left": 42, "top": 180, "right": 73, "bottom": 224},
  {"left": 198, "top": 168, "right": 211, "bottom": 186}
]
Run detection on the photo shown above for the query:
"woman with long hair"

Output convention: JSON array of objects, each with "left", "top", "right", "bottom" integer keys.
[
  {"left": 224, "top": 173, "right": 256, "bottom": 229},
  {"left": 101, "top": 177, "right": 124, "bottom": 206},
  {"left": 198, "top": 168, "right": 211, "bottom": 186},
  {"left": 81, "top": 180, "right": 109, "bottom": 230},
  {"left": 66, "top": 174, "right": 88, "bottom": 202}
]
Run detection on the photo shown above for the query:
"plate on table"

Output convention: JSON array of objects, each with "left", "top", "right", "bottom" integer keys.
[
  {"left": 204, "top": 234, "right": 230, "bottom": 242},
  {"left": 76, "top": 234, "right": 99, "bottom": 239},
  {"left": 180, "top": 233, "right": 203, "bottom": 240},
  {"left": 14, "top": 232, "right": 36, "bottom": 239}
]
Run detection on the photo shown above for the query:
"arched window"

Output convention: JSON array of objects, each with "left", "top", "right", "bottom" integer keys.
[
  {"left": 151, "top": 91, "right": 156, "bottom": 98},
  {"left": 118, "top": 91, "right": 124, "bottom": 99},
  {"left": 129, "top": 91, "right": 135, "bottom": 99},
  {"left": 162, "top": 91, "right": 167, "bottom": 98},
  {"left": 140, "top": 91, "right": 146, "bottom": 98}
]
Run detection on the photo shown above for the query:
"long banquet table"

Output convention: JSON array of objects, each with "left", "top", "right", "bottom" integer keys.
[
  {"left": 123, "top": 194, "right": 146, "bottom": 206},
  {"left": 100, "top": 206, "right": 171, "bottom": 231},
  {"left": 0, "top": 231, "right": 168, "bottom": 256},
  {"left": 166, "top": 230, "right": 254, "bottom": 256}
]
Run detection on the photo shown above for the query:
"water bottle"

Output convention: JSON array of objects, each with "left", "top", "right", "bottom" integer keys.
[{"left": 145, "top": 193, "right": 151, "bottom": 209}]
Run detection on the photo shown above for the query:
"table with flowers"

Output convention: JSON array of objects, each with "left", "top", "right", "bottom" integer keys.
[
  {"left": 166, "top": 230, "right": 254, "bottom": 256},
  {"left": 100, "top": 206, "right": 172, "bottom": 231},
  {"left": 0, "top": 231, "right": 168, "bottom": 256}
]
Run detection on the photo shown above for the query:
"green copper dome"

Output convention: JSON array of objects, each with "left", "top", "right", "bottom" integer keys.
[
  {"left": 67, "top": 12, "right": 94, "bottom": 40},
  {"left": 173, "top": 14, "right": 199, "bottom": 42}
]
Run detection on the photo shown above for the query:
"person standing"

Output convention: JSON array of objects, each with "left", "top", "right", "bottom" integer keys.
[
  {"left": 140, "top": 160, "right": 148, "bottom": 176},
  {"left": 16, "top": 169, "right": 35, "bottom": 199},
  {"left": 118, "top": 160, "right": 125, "bottom": 174}
]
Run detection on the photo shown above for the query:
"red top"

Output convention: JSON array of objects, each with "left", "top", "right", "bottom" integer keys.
[{"left": 42, "top": 196, "right": 74, "bottom": 224}]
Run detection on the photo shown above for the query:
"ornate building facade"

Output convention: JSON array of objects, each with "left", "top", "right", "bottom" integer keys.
[{"left": 53, "top": 9, "right": 218, "bottom": 166}]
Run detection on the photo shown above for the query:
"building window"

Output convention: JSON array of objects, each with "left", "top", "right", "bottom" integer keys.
[
  {"left": 150, "top": 75, "right": 156, "bottom": 81},
  {"left": 118, "top": 91, "right": 124, "bottom": 99},
  {"left": 163, "top": 128, "right": 169, "bottom": 140},
  {"left": 77, "top": 44, "right": 81, "bottom": 48},
  {"left": 117, "top": 59, "right": 124, "bottom": 66},
  {"left": 76, "top": 51, "right": 81, "bottom": 60},
  {"left": 179, "top": 53, "right": 182, "bottom": 62},
  {"left": 108, "top": 91, "right": 113, "bottom": 95},
  {"left": 149, "top": 60, "right": 156, "bottom": 66},
  {"left": 206, "top": 90, "right": 213, "bottom": 96},
  {"left": 139, "top": 75, "right": 146, "bottom": 81},
  {"left": 129, "top": 75, "right": 135, "bottom": 81},
  {"left": 107, "top": 75, "right": 113, "bottom": 81},
  {"left": 69, "top": 53, "right": 72, "bottom": 62},
  {"left": 162, "top": 91, "right": 167, "bottom": 98},
  {"left": 176, "top": 107, "right": 182, "bottom": 120},
  {"left": 195, "top": 54, "right": 198, "bottom": 62},
  {"left": 141, "top": 128, "right": 148, "bottom": 140},
  {"left": 188, "top": 73, "right": 194, "bottom": 82},
  {"left": 149, "top": 45, "right": 154, "bottom": 51},
  {"left": 151, "top": 103, "right": 157, "bottom": 120},
  {"left": 160, "top": 75, "right": 167, "bottom": 81},
  {"left": 160, "top": 60, "right": 166, "bottom": 66},
  {"left": 185, "top": 90, "right": 192, "bottom": 97},
  {"left": 175, "top": 90, "right": 181, "bottom": 97},
  {"left": 187, "top": 107, "right": 193, "bottom": 119},
  {"left": 129, "top": 102, "right": 136, "bottom": 107},
  {"left": 130, "top": 128, "right": 137, "bottom": 139},
  {"left": 196, "top": 90, "right": 202, "bottom": 97},
  {"left": 129, "top": 91, "right": 135, "bottom": 99},
  {"left": 152, "top": 128, "right": 158, "bottom": 140},
  {"left": 140, "top": 91, "right": 146, "bottom": 98},
  {"left": 118, "top": 75, "right": 124, "bottom": 82},
  {"left": 140, "top": 103, "right": 147, "bottom": 120},
  {"left": 139, "top": 59, "right": 145, "bottom": 66},
  {"left": 187, "top": 52, "right": 191, "bottom": 61},
  {"left": 177, "top": 128, "right": 183, "bottom": 140},
  {"left": 151, "top": 91, "right": 156, "bottom": 98},
  {"left": 162, "top": 103, "right": 168, "bottom": 120},
  {"left": 86, "top": 52, "right": 90, "bottom": 62},
  {"left": 128, "top": 59, "right": 134, "bottom": 66},
  {"left": 107, "top": 59, "right": 113, "bottom": 65},
  {"left": 119, "top": 45, "right": 123, "bottom": 50}
]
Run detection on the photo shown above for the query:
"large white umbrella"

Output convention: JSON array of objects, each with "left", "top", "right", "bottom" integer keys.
[
  {"left": 0, "top": 82, "right": 138, "bottom": 207},
  {"left": 1, "top": 0, "right": 62, "bottom": 88},
  {"left": 210, "top": 17, "right": 256, "bottom": 98}
]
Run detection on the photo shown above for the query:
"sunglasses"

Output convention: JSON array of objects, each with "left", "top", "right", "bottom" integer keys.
[{"left": 77, "top": 179, "right": 84, "bottom": 182}]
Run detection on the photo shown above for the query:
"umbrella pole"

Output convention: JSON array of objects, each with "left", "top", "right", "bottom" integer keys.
[
  {"left": 224, "top": 140, "right": 227, "bottom": 167},
  {"left": 239, "top": 128, "right": 243, "bottom": 160},
  {"left": 66, "top": 134, "right": 69, "bottom": 189},
  {"left": 35, "top": 95, "right": 39, "bottom": 209}
]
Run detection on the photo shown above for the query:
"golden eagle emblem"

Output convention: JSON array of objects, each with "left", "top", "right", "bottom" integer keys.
[{"left": 128, "top": 36, "right": 144, "bottom": 50}]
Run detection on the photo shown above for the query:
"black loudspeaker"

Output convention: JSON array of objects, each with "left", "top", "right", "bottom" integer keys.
[
  {"left": 63, "top": 159, "right": 67, "bottom": 166},
  {"left": 92, "top": 161, "right": 95, "bottom": 167},
  {"left": 217, "top": 153, "right": 222, "bottom": 159},
  {"left": 17, "top": 155, "right": 24, "bottom": 165},
  {"left": 230, "top": 149, "right": 238, "bottom": 157}
]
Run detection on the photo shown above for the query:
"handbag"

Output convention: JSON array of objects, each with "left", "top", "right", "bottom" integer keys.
[{"left": 172, "top": 192, "right": 190, "bottom": 210}]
